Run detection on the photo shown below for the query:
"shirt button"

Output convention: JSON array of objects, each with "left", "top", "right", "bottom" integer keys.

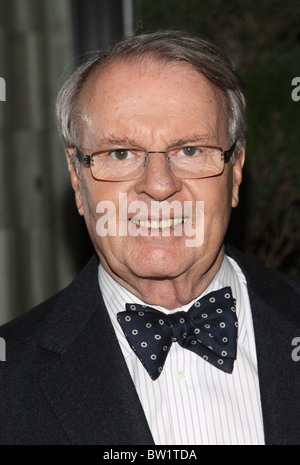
[{"left": 176, "top": 371, "right": 187, "bottom": 382}]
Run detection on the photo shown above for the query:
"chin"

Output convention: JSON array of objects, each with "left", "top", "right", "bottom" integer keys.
[
  {"left": 130, "top": 265, "right": 181, "bottom": 279},
  {"left": 127, "top": 249, "right": 191, "bottom": 279}
]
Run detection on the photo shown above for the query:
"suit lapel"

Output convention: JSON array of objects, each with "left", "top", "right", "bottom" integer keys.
[
  {"left": 227, "top": 245, "right": 300, "bottom": 445},
  {"left": 249, "top": 292, "right": 300, "bottom": 445},
  {"left": 38, "top": 256, "right": 154, "bottom": 445}
]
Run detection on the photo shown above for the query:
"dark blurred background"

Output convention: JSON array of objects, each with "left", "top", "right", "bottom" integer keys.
[{"left": 0, "top": 0, "right": 299, "bottom": 324}]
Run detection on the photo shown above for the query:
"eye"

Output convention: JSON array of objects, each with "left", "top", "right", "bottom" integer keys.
[
  {"left": 179, "top": 147, "right": 201, "bottom": 157},
  {"left": 109, "top": 149, "right": 135, "bottom": 161}
]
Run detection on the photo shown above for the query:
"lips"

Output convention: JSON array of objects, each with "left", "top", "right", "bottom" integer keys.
[{"left": 129, "top": 217, "right": 188, "bottom": 230}]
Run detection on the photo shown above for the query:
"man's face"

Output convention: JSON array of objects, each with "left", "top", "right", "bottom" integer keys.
[{"left": 66, "top": 59, "right": 244, "bottom": 307}]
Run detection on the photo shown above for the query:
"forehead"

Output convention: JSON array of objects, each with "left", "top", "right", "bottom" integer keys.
[{"left": 78, "top": 58, "right": 227, "bottom": 145}]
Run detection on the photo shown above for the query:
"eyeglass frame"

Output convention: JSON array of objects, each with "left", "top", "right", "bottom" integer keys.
[{"left": 73, "top": 140, "right": 237, "bottom": 181}]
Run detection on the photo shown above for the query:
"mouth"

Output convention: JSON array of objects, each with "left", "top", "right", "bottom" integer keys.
[{"left": 129, "top": 217, "right": 188, "bottom": 230}]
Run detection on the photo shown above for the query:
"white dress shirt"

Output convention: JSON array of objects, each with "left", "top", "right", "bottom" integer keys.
[{"left": 98, "top": 255, "right": 265, "bottom": 445}]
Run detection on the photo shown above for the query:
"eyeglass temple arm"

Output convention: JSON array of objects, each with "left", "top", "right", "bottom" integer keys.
[
  {"left": 223, "top": 141, "right": 237, "bottom": 162},
  {"left": 74, "top": 146, "right": 91, "bottom": 167}
]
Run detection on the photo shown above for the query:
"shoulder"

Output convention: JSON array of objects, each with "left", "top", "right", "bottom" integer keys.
[
  {"left": 0, "top": 254, "right": 100, "bottom": 356},
  {"left": 226, "top": 243, "right": 300, "bottom": 291},
  {"left": 0, "top": 254, "right": 101, "bottom": 434},
  {"left": 226, "top": 244, "right": 300, "bottom": 326}
]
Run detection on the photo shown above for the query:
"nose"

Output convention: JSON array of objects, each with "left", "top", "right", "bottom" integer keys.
[{"left": 134, "top": 151, "right": 182, "bottom": 200}]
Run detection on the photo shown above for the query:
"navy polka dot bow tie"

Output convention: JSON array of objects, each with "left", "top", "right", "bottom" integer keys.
[{"left": 117, "top": 287, "right": 238, "bottom": 380}]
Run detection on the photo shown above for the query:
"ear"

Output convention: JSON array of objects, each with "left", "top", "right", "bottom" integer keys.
[
  {"left": 65, "top": 148, "right": 84, "bottom": 216},
  {"left": 231, "top": 144, "right": 245, "bottom": 208}
]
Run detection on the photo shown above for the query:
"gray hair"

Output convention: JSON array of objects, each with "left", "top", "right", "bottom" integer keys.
[{"left": 56, "top": 30, "right": 246, "bottom": 170}]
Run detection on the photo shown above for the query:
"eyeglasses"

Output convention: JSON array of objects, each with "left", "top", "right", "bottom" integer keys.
[{"left": 74, "top": 141, "right": 236, "bottom": 181}]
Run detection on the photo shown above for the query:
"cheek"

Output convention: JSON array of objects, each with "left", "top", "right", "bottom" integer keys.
[
  {"left": 80, "top": 176, "right": 118, "bottom": 218},
  {"left": 79, "top": 180, "right": 108, "bottom": 241},
  {"left": 81, "top": 184, "right": 98, "bottom": 223},
  {"left": 80, "top": 182, "right": 129, "bottom": 252},
  {"left": 194, "top": 177, "right": 232, "bottom": 233}
]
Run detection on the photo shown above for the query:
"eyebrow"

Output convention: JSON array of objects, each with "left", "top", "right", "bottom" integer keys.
[
  {"left": 168, "top": 134, "right": 217, "bottom": 146},
  {"left": 95, "top": 135, "right": 142, "bottom": 147},
  {"left": 95, "top": 133, "right": 217, "bottom": 148}
]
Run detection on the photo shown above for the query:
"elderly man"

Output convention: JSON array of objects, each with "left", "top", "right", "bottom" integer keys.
[{"left": 0, "top": 30, "right": 299, "bottom": 445}]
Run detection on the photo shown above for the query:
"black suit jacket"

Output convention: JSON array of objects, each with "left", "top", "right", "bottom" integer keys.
[{"left": 0, "top": 245, "right": 300, "bottom": 445}]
